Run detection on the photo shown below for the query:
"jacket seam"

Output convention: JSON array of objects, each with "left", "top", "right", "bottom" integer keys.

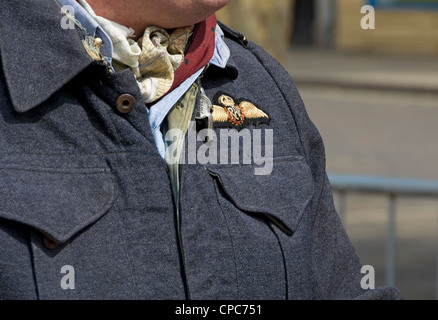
[{"left": 210, "top": 174, "right": 241, "bottom": 298}]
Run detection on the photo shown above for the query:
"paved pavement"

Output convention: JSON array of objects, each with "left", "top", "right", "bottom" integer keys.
[
  {"left": 285, "top": 48, "right": 438, "bottom": 94},
  {"left": 285, "top": 48, "right": 438, "bottom": 180},
  {"left": 283, "top": 48, "right": 438, "bottom": 300}
]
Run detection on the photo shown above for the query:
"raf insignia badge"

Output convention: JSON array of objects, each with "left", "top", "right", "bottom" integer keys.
[{"left": 211, "top": 92, "right": 270, "bottom": 130}]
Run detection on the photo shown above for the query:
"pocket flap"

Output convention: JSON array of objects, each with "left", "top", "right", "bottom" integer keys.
[
  {"left": 0, "top": 166, "right": 115, "bottom": 243},
  {"left": 206, "top": 156, "right": 314, "bottom": 235}
]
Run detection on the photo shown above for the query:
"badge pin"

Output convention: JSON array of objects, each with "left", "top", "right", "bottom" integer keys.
[{"left": 211, "top": 93, "right": 270, "bottom": 130}]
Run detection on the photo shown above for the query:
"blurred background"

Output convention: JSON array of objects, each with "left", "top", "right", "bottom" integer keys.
[{"left": 217, "top": 0, "right": 438, "bottom": 300}]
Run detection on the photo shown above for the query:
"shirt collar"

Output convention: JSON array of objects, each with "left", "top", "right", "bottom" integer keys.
[
  {"left": 57, "top": 0, "right": 113, "bottom": 65},
  {"left": 148, "top": 25, "right": 232, "bottom": 159},
  {"left": 210, "top": 25, "right": 230, "bottom": 69}
]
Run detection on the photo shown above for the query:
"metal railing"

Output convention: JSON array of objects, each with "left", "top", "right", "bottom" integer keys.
[{"left": 328, "top": 173, "right": 438, "bottom": 298}]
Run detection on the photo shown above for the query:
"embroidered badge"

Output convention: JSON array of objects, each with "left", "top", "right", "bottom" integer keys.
[{"left": 211, "top": 92, "right": 270, "bottom": 130}]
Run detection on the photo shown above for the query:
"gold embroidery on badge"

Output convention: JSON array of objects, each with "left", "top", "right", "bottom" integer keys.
[{"left": 212, "top": 93, "right": 270, "bottom": 129}]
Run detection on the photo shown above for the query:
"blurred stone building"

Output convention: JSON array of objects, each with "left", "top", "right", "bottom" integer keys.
[
  {"left": 216, "top": 0, "right": 294, "bottom": 63},
  {"left": 217, "top": 0, "right": 438, "bottom": 60},
  {"left": 216, "top": 0, "right": 337, "bottom": 62},
  {"left": 336, "top": 0, "right": 438, "bottom": 56}
]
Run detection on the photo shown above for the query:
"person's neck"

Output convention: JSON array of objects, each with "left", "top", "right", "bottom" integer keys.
[{"left": 78, "top": 0, "right": 148, "bottom": 38}]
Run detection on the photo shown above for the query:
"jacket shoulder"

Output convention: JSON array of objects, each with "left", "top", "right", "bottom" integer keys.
[
  {"left": 217, "top": 20, "right": 292, "bottom": 83},
  {"left": 217, "top": 21, "right": 249, "bottom": 47}
]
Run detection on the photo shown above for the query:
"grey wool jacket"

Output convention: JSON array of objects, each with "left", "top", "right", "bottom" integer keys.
[{"left": 0, "top": 0, "right": 403, "bottom": 300}]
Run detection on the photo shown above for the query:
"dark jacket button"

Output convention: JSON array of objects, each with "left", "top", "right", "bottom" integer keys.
[
  {"left": 43, "top": 235, "right": 59, "bottom": 250},
  {"left": 116, "top": 94, "right": 136, "bottom": 113}
]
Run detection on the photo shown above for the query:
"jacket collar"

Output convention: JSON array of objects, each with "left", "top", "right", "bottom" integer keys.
[{"left": 0, "top": 0, "right": 94, "bottom": 113}]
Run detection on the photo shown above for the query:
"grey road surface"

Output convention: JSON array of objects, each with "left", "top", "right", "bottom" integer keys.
[{"left": 298, "top": 84, "right": 438, "bottom": 300}]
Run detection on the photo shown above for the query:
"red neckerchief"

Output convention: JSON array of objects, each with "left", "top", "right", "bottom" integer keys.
[
  {"left": 171, "top": 14, "right": 217, "bottom": 92},
  {"left": 148, "top": 14, "right": 217, "bottom": 107}
]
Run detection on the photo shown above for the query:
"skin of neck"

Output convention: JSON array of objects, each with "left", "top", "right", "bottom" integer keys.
[{"left": 81, "top": 0, "right": 230, "bottom": 38}]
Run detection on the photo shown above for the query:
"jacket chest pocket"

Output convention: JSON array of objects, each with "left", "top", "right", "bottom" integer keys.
[
  {"left": 204, "top": 155, "right": 314, "bottom": 298},
  {"left": 0, "top": 164, "right": 129, "bottom": 299},
  {"left": 0, "top": 165, "right": 115, "bottom": 244},
  {"left": 206, "top": 155, "right": 314, "bottom": 236}
]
